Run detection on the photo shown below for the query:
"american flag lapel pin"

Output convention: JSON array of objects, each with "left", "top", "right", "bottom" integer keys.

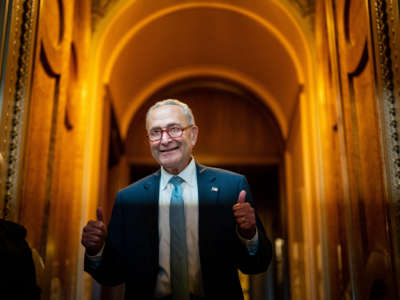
[{"left": 211, "top": 186, "right": 218, "bottom": 192}]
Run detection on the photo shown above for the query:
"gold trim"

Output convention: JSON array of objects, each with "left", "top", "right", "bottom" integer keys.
[
  {"left": 289, "top": 0, "right": 316, "bottom": 17},
  {"left": 373, "top": 0, "right": 400, "bottom": 188},
  {"left": 371, "top": 0, "right": 400, "bottom": 296},
  {"left": 91, "top": 0, "right": 119, "bottom": 32},
  {"left": 1, "top": 0, "right": 39, "bottom": 220}
]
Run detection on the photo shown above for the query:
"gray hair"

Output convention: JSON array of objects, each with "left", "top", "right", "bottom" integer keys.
[{"left": 146, "top": 99, "right": 195, "bottom": 126}]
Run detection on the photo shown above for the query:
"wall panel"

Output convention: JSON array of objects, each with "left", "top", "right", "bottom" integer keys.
[
  {"left": 18, "top": 0, "right": 91, "bottom": 299},
  {"left": 318, "top": 0, "right": 399, "bottom": 298}
]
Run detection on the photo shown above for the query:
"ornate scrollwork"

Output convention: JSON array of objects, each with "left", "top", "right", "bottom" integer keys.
[
  {"left": 373, "top": 0, "right": 400, "bottom": 295},
  {"left": 4, "top": 0, "right": 36, "bottom": 219},
  {"left": 374, "top": 0, "right": 400, "bottom": 190}
]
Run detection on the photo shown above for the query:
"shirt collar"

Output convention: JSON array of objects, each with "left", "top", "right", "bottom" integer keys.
[{"left": 160, "top": 157, "right": 196, "bottom": 190}]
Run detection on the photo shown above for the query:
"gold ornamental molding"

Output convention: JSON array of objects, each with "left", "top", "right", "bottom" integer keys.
[
  {"left": 91, "top": 0, "right": 119, "bottom": 32},
  {"left": 0, "top": 0, "right": 39, "bottom": 220},
  {"left": 374, "top": 0, "right": 400, "bottom": 185},
  {"left": 371, "top": 0, "right": 400, "bottom": 293},
  {"left": 289, "top": 0, "right": 316, "bottom": 17},
  {"left": 372, "top": 0, "right": 400, "bottom": 198},
  {"left": 91, "top": 0, "right": 317, "bottom": 35}
]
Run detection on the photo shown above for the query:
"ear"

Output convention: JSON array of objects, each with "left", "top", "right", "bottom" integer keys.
[{"left": 190, "top": 126, "right": 199, "bottom": 146}]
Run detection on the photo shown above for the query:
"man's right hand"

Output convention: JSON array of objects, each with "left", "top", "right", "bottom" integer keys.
[{"left": 81, "top": 207, "right": 107, "bottom": 256}]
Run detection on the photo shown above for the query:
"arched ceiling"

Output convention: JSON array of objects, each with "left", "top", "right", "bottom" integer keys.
[{"left": 91, "top": 1, "right": 313, "bottom": 139}]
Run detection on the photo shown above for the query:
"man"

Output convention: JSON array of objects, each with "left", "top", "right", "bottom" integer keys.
[{"left": 82, "top": 99, "right": 272, "bottom": 300}]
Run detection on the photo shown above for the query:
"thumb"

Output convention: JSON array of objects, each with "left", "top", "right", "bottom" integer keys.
[
  {"left": 237, "top": 190, "right": 246, "bottom": 204},
  {"left": 96, "top": 207, "right": 104, "bottom": 222}
]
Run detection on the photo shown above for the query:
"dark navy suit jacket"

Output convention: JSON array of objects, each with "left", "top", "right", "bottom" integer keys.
[{"left": 85, "top": 164, "right": 272, "bottom": 300}]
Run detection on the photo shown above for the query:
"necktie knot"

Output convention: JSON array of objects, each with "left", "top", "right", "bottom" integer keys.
[{"left": 169, "top": 176, "right": 183, "bottom": 188}]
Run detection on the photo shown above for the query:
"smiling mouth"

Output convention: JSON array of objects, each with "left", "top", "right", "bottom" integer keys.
[{"left": 160, "top": 146, "right": 179, "bottom": 153}]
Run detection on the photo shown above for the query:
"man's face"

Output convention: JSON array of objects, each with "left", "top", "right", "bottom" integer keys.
[{"left": 146, "top": 105, "right": 198, "bottom": 174}]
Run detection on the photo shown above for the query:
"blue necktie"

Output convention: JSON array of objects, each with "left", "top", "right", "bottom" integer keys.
[{"left": 169, "top": 176, "right": 190, "bottom": 300}]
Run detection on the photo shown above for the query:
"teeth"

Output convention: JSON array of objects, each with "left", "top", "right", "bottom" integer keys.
[{"left": 162, "top": 147, "right": 178, "bottom": 152}]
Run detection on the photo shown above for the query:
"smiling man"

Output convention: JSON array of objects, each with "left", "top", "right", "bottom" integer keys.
[
  {"left": 82, "top": 99, "right": 272, "bottom": 300},
  {"left": 147, "top": 102, "right": 197, "bottom": 175}
]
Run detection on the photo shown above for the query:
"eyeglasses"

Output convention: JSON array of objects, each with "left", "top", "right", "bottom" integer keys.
[{"left": 148, "top": 125, "right": 192, "bottom": 141}]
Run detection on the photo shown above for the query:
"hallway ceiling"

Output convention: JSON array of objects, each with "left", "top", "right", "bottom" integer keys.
[{"left": 93, "top": 1, "right": 313, "bottom": 139}]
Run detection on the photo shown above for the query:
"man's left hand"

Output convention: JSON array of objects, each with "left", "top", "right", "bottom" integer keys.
[{"left": 232, "top": 190, "right": 256, "bottom": 239}]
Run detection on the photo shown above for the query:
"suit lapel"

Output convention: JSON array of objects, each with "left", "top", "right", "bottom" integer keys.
[
  {"left": 197, "top": 163, "right": 219, "bottom": 290},
  {"left": 143, "top": 170, "right": 161, "bottom": 276},
  {"left": 197, "top": 163, "right": 218, "bottom": 213},
  {"left": 143, "top": 170, "right": 161, "bottom": 203}
]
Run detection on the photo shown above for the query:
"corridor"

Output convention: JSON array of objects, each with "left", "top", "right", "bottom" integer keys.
[{"left": 0, "top": 0, "right": 399, "bottom": 299}]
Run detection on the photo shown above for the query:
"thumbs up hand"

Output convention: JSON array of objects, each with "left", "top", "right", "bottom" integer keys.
[
  {"left": 81, "top": 207, "right": 107, "bottom": 256},
  {"left": 232, "top": 190, "right": 256, "bottom": 239}
]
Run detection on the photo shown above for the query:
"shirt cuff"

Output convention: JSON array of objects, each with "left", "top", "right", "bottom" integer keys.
[
  {"left": 85, "top": 244, "right": 105, "bottom": 262},
  {"left": 237, "top": 227, "right": 259, "bottom": 255}
]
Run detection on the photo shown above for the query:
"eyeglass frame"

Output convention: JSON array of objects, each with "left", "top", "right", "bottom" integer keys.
[{"left": 147, "top": 125, "right": 193, "bottom": 142}]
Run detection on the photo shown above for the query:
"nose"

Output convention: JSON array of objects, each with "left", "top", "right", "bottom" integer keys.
[{"left": 160, "top": 130, "right": 172, "bottom": 144}]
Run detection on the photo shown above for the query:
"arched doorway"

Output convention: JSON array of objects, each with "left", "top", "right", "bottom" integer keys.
[
  {"left": 84, "top": 1, "right": 319, "bottom": 299},
  {"left": 101, "top": 78, "right": 290, "bottom": 299}
]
